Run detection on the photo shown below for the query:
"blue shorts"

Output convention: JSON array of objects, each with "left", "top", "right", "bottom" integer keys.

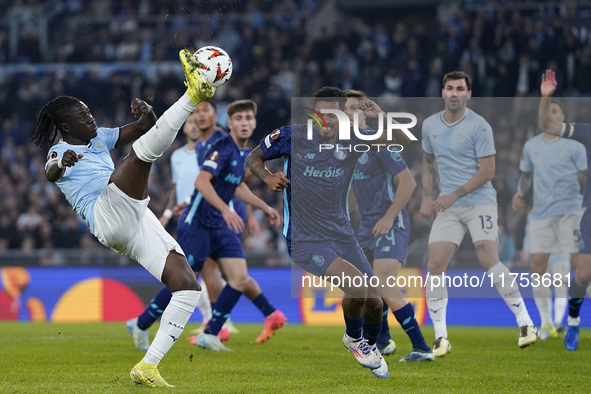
[
  {"left": 359, "top": 225, "right": 410, "bottom": 263},
  {"left": 579, "top": 208, "right": 591, "bottom": 254},
  {"left": 291, "top": 237, "right": 374, "bottom": 277},
  {"left": 177, "top": 220, "right": 245, "bottom": 272}
]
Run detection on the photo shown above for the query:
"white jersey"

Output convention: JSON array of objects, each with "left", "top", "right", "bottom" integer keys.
[
  {"left": 422, "top": 108, "right": 497, "bottom": 207},
  {"left": 520, "top": 134, "right": 586, "bottom": 220},
  {"left": 170, "top": 145, "right": 199, "bottom": 204},
  {"left": 46, "top": 127, "right": 119, "bottom": 233}
]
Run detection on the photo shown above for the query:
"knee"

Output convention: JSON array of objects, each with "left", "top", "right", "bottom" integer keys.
[
  {"left": 365, "top": 297, "right": 383, "bottom": 318},
  {"left": 176, "top": 273, "right": 201, "bottom": 292},
  {"left": 227, "top": 274, "right": 249, "bottom": 291}
]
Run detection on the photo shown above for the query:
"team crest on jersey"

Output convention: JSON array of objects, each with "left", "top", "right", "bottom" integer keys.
[
  {"left": 334, "top": 144, "right": 347, "bottom": 160},
  {"left": 358, "top": 152, "right": 368, "bottom": 165},
  {"left": 391, "top": 152, "right": 402, "bottom": 161},
  {"left": 95, "top": 141, "right": 102, "bottom": 150},
  {"left": 312, "top": 255, "right": 325, "bottom": 267}
]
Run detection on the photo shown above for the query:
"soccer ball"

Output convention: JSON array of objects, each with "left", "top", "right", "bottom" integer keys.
[{"left": 193, "top": 46, "right": 233, "bottom": 88}]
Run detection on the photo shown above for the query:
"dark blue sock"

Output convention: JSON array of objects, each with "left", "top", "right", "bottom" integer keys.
[
  {"left": 204, "top": 285, "right": 242, "bottom": 335},
  {"left": 252, "top": 293, "right": 276, "bottom": 317},
  {"left": 377, "top": 300, "right": 391, "bottom": 344},
  {"left": 568, "top": 275, "right": 587, "bottom": 318},
  {"left": 210, "top": 302, "right": 216, "bottom": 316},
  {"left": 344, "top": 313, "right": 363, "bottom": 339},
  {"left": 363, "top": 321, "right": 382, "bottom": 346},
  {"left": 394, "top": 303, "right": 430, "bottom": 352},
  {"left": 137, "top": 286, "right": 172, "bottom": 330}
]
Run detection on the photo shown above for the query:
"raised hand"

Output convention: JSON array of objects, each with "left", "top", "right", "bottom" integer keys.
[
  {"left": 130, "top": 98, "right": 154, "bottom": 118},
  {"left": 358, "top": 99, "right": 383, "bottom": 119},
  {"left": 540, "top": 69, "right": 557, "bottom": 97}
]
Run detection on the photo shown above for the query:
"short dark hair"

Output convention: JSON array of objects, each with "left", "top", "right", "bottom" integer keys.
[
  {"left": 344, "top": 89, "right": 367, "bottom": 98},
  {"left": 443, "top": 71, "right": 472, "bottom": 91},
  {"left": 550, "top": 99, "right": 566, "bottom": 120},
  {"left": 226, "top": 99, "right": 257, "bottom": 118},
  {"left": 312, "top": 86, "right": 347, "bottom": 109}
]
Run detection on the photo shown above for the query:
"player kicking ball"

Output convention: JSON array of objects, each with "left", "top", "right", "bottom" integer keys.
[{"left": 31, "top": 49, "right": 215, "bottom": 387}]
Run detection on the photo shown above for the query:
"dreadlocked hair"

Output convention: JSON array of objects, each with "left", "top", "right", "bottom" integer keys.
[{"left": 31, "top": 95, "right": 80, "bottom": 147}]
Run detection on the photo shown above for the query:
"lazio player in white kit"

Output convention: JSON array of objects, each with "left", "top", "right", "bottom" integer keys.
[
  {"left": 420, "top": 71, "right": 537, "bottom": 357},
  {"left": 31, "top": 50, "right": 215, "bottom": 387},
  {"left": 512, "top": 117, "right": 586, "bottom": 340}
]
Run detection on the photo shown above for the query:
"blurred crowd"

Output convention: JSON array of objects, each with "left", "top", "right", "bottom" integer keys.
[{"left": 2, "top": 0, "right": 591, "bottom": 267}]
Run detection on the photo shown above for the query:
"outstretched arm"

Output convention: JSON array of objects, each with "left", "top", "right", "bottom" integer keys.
[
  {"left": 45, "top": 149, "right": 84, "bottom": 182},
  {"left": 246, "top": 146, "right": 290, "bottom": 192},
  {"left": 115, "top": 98, "right": 158, "bottom": 147},
  {"left": 538, "top": 69, "right": 563, "bottom": 136},
  {"left": 511, "top": 171, "right": 532, "bottom": 212}
]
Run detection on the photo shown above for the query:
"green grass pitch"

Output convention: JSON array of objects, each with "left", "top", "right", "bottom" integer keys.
[{"left": 1, "top": 322, "right": 590, "bottom": 393}]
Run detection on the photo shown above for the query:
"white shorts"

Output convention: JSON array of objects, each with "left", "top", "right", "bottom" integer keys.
[
  {"left": 529, "top": 211, "right": 583, "bottom": 254},
  {"left": 428, "top": 205, "right": 498, "bottom": 245},
  {"left": 93, "top": 183, "right": 184, "bottom": 281}
]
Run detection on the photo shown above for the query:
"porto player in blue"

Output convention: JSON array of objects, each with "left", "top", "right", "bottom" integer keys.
[
  {"left": 177, "top": 100, "right": 283, "bottom": 351},
  {"left": 246, "top": 86, "right": 413, "bottom": 378},
  {"left": 345, "top": 90, "right": 433, "bottom": 362},
  {"left": 539, "top": 69, "right": 591, "bottom": 350}
]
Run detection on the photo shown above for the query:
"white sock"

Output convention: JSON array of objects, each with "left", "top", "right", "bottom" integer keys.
[
  {"left": 487, "top": 262, "right": 533, "bottom": 327},
  {"left": 568, "top": 316, "right": 581, "bottom": 326},
  {"left": 143, "top": 290, "right": 200, "bottom": 365},
  {"left": 197, "top": 279, "right": 212, "bottom": 323},
  {"left": 425, "top": 273, "right": 448, "bottom": 339},
  {"left": 532, "top": 285, "right": 552, "bottom": 327},
  {"left": 549, "top": 259, "right": 569, "bottom": 326},
  {"left": 133, "top": 93, "right": 196, "bottom": 163}
]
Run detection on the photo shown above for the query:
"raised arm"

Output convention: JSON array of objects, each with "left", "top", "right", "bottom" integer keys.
[
  {"left": 538, "top": 69, "right": 562, "bottom": 136},
  {"left": 115, "top": 98, "right": 158, "bottom": 147},
  {"left": 358, "top": 99, "right": 417, "bottom": 146}
]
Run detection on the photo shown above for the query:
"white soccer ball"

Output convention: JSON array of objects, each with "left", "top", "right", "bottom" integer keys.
[{"left": 193, "top": 46, "right": 233, "bottom": 88}]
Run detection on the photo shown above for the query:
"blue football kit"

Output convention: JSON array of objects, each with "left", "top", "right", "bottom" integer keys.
[
  {"left": 352, "top": 150, "right": 411, "bottom": 263},
  {"left": 259, "top": 123, "right": 374, "bottom": 276},
  {"left": 178, "top": 134, "right": 250, "bottom": 271}
]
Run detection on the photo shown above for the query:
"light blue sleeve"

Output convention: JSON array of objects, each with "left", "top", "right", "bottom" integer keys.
[
  {"left": 573, "top": 141, "right": 588, "bottom": 172},
  {"left": 474, "top": 121, "right": 496, "bottom": 158},
  {"left": 421, "top": 121, "right": 433, "bottom": 154},
  {"left": 98, "top": 127, "right": 120, "bottom": 150},
  {"left": 519, "top": 141, "right": 533, "bottom": 172}
]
